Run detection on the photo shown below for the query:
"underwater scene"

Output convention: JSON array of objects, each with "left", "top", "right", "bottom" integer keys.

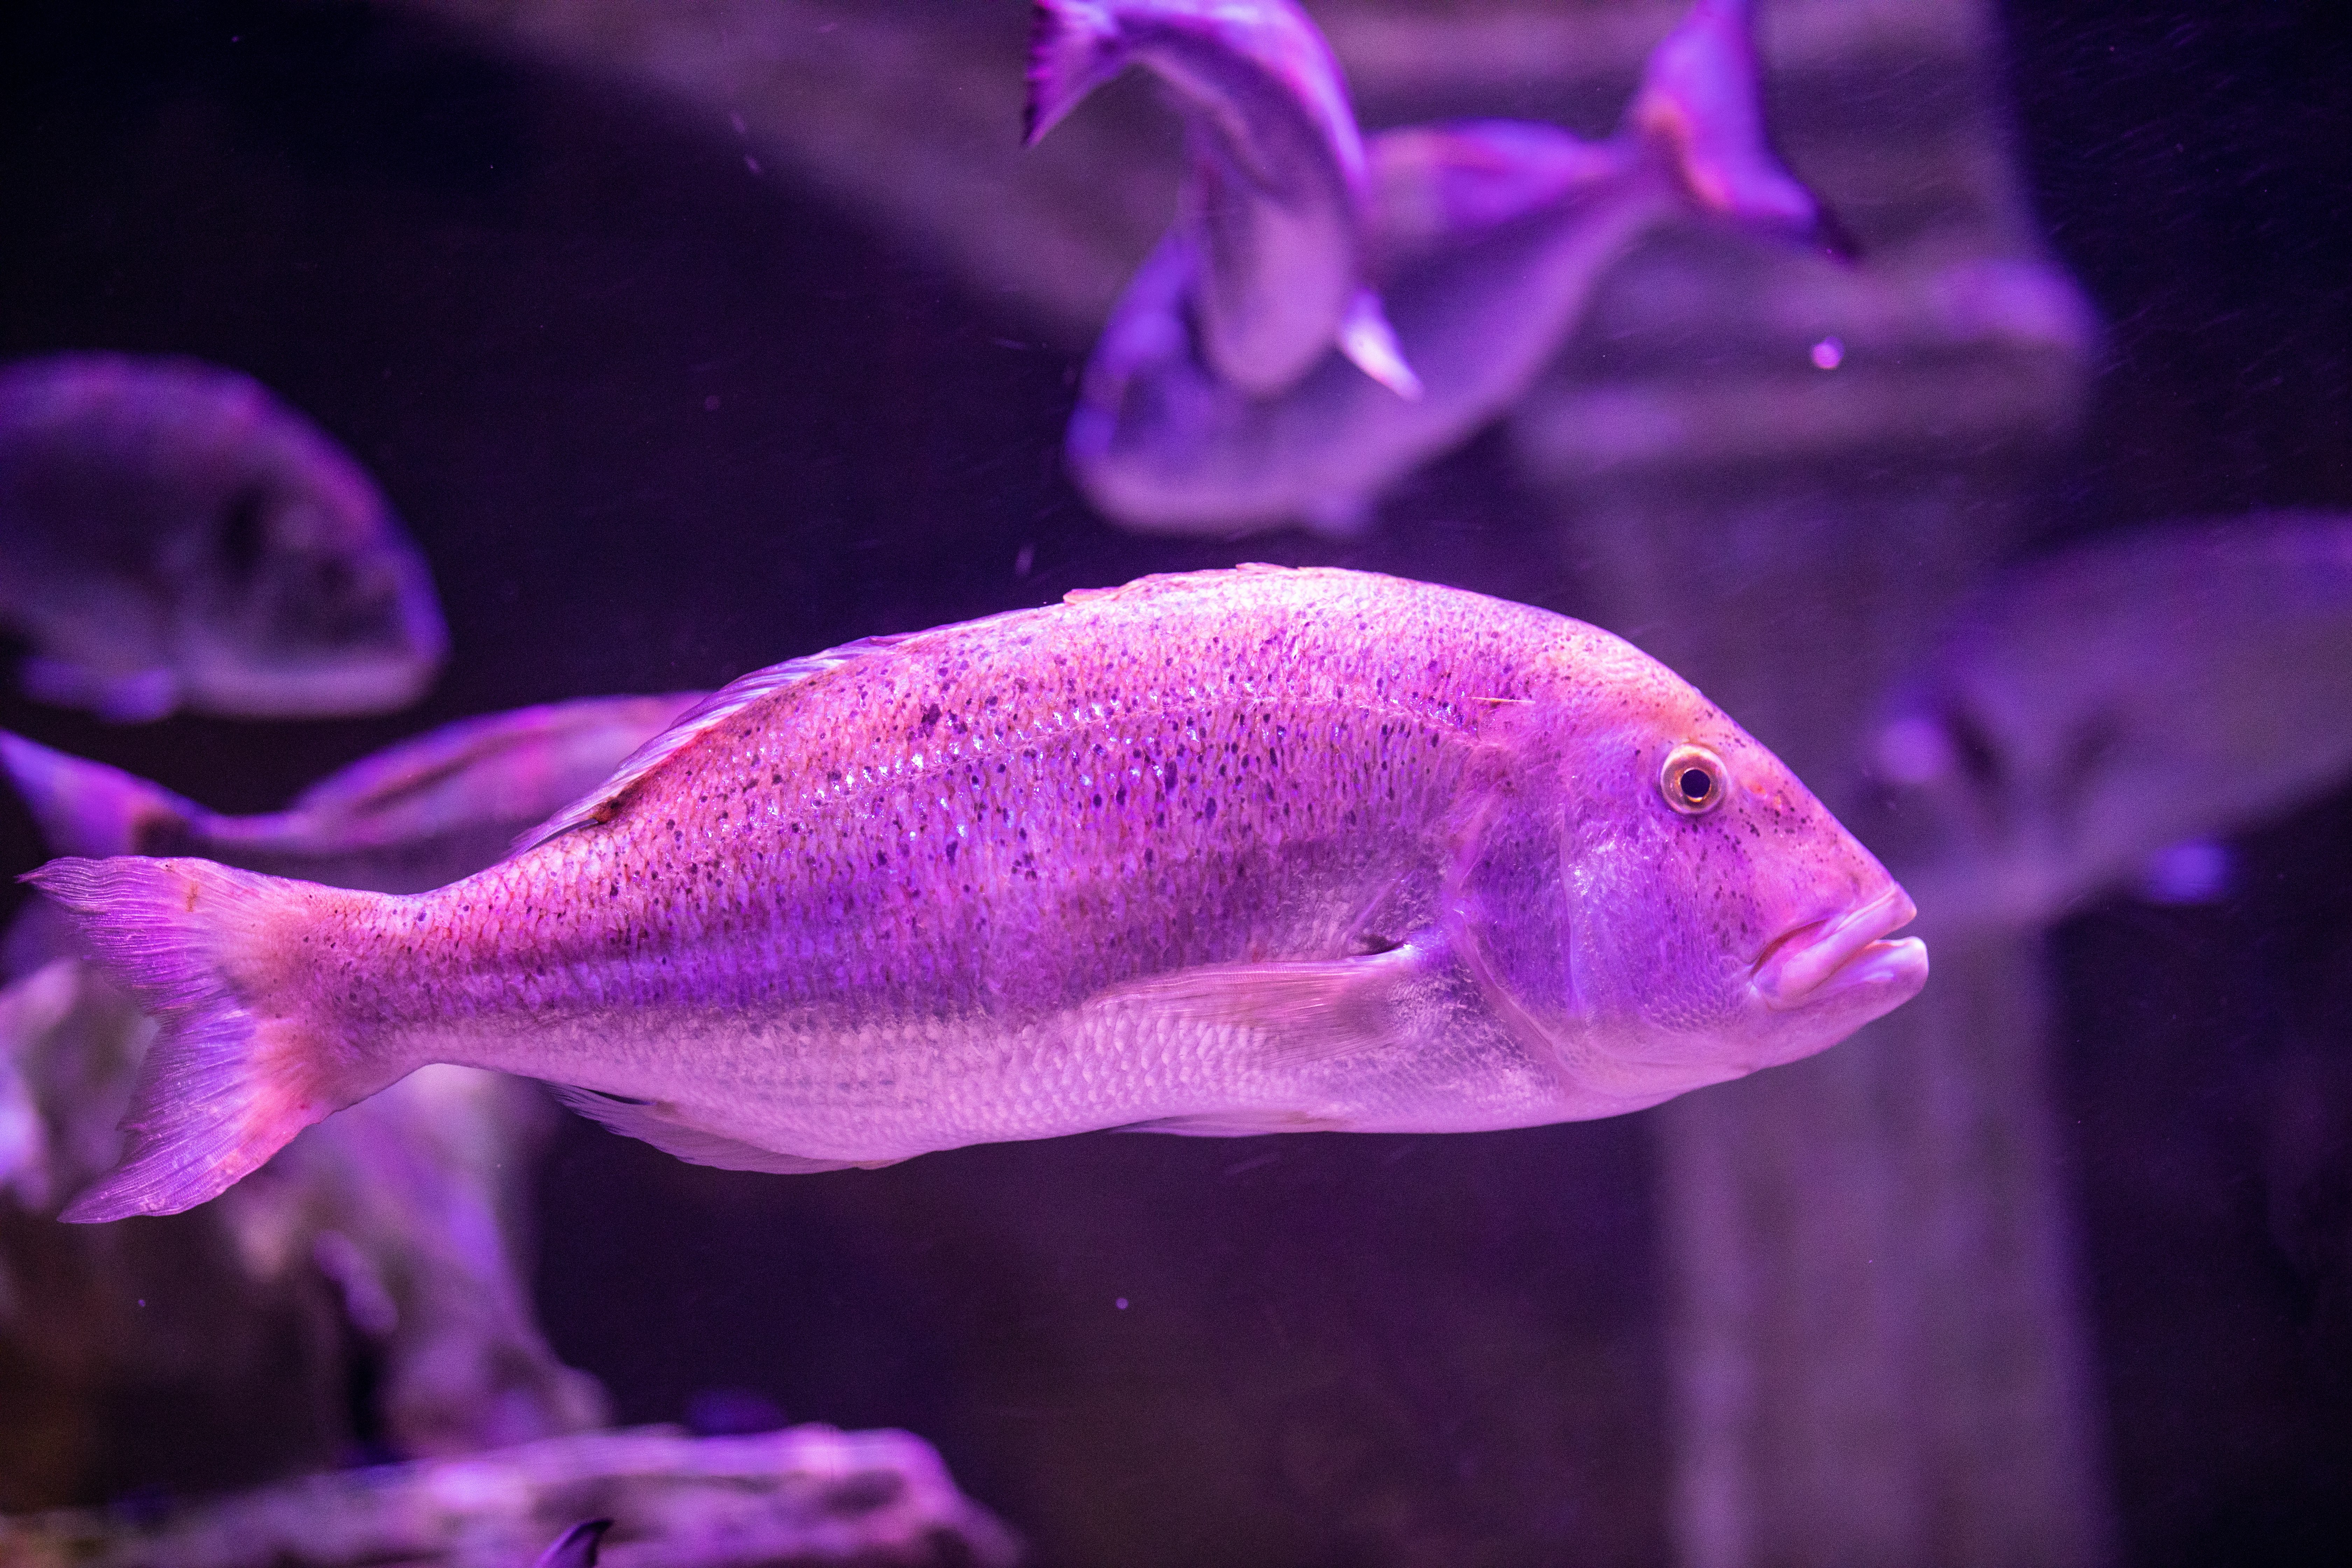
[{"left": 0, "top": 2, "right": 2345, "bottom": 1565}]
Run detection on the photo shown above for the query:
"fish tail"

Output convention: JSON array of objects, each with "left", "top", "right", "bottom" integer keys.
[
  {"left": 0, "top": 731, "right": 204, "bottom": 858},
  {"left": 25, "top": 855, "right": 402, "bottom": 1222},
  {"left": 1628, "top": 0, "right": 1827, "bottom": 239},
  {"left": 1024, "top": 0, "right": 1125, "bottom": 146}
]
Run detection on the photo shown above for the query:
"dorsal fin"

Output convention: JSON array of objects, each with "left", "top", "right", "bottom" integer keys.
[{"left": 510, "top": 639, "right": 910, "bottom": 854}]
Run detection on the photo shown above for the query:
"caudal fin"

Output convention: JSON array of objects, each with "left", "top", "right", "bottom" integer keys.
[
  {"left": 0, "top": 732, "right": 205, "bottom": 858},
  {"left": 25, "top": 855, "right": 398, "bottom": 1221},
  {"left": 1024, "top": 0, "right": 1125, "bottom": 146},
  {"left": 1628, "top": 0, "right": 1833, "bottom": 242}
]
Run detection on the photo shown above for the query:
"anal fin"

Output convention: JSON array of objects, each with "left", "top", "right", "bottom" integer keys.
[
  {"left": 1118, "top": 1109, "right": 1345, "bottom": 1137},
  {"left": 553, "top": 1087, "right": 862, "bottom": 1175}
]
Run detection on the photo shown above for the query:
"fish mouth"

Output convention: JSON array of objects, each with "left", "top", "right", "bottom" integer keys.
[{"left": 1752, "top": 884, "right": 1928, "bottom": 1011}]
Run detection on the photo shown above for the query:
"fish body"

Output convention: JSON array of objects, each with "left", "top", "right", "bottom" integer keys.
[
  {"left": 1050, "top": 0, "right": 1830, "bottom": 534},
  {"left": 1028, "top": 0, "right": 1415, "bottom": 399},
  {"left": 1, "top": 693, "right": 702, "bottom": 895},
  {"left": 35, "top": 567, "right": 1924, "bottom": 1221},
  {"left": 1863, "top": 513, "right": 2352, "bottom": 931},
  {"left": 0, "top": 354, "right": 447, "bottom": 721}
]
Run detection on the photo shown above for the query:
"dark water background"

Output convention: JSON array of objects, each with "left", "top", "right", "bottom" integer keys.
[{"left": 1, "top": 2, "right": 2346, "bottom": 1564}]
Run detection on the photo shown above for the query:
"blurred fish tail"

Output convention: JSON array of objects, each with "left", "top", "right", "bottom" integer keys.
[
  {"left": 1629, "top": 0, "right": 1829, "bottom": 241},
  {"left": 0, "top": 730, "right": 205, "bottom": 858},
  {"left": 25, "top": 855, "right": 401, "bottom": 1221},
  {"left": 1025, "top": 0, "right": 1126, "bottom": 145}
]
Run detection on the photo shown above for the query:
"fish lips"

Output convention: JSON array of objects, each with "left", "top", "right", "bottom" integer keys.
[{"left": 1751, "top": 884, "right": 1929, "bottom": 1012}]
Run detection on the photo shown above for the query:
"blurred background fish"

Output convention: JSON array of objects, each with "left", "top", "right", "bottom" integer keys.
[
  {"left": 0, "top": 354, "right": 448, "bottom": 722},
  {"left": 1862, "top": 512, "right": 2352, "bottom": 933},
  {"left": 1045, "top": 0, "right": 1834, "bottom": 534},
  {"left": 0, "top": 692, "right": 701, "bottom": 897}
]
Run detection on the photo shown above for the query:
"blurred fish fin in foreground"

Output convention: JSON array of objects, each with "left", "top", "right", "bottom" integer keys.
[
  {"left": 27, "top": 856, "right": 404, "bottom": 1222},
  {"left": 0, "top": 354, "right": 447, "bottom": 721}
]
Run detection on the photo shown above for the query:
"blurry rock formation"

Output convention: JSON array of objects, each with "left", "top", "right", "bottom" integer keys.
[{"left": 0, "top": 1423, "right": 1019, "bottom": 1568}]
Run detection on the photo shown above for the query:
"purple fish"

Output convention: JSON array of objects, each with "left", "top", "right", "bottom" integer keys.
[
  {"left": 32, "top": 567, "right": 1925, "bottom": 1222},
  {"left": 1864, "top": 512, "right": 2352, "bottom": 931},
  {"left": 1, "top": 694, "right": 703, "bottom": 896},
  {"left": 1050, "top": 0, "right": 1833, "bottom": 534},
  {"left": 0, "top": 354, "right": 448, "bottom": 720},
  {"left": 1028, "top": 0, "right": 1417, "bottom": 400}
]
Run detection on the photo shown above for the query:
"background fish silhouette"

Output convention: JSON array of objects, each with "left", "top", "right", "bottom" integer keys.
[{"left": 0, "top": 353, "right": 447, "bottom": 722}]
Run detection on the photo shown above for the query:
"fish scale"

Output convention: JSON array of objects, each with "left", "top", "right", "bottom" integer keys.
[{"left": 30, "top": 567, "right": 1926, "bottom": 1220}]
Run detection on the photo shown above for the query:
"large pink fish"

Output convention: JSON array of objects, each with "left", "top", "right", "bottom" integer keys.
[{"left": 31, "top": 568, "right": 1925, "bottom": 1222}]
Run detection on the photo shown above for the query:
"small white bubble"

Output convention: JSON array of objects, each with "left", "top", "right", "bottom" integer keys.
[
  {"left": 1810, "top": 336, "right": 1845, "bottom": 370},
  {"left": 1115, "top": 1297, "right": 1129, "bottom": 1310}
]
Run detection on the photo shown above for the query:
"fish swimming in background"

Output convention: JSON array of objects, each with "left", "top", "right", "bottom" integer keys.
[
  {"left": 33, "top": 567, "right": 1926, "bottom": 1221},
  {"left": 1035, "top": 0, "right": 1833, "bottom": 534},
  {"left": 0, "top": 353, "right": 448, "bottom": 720},
  {"left": 1860, "top": 513, "right": 2352, "bottom": 931},
  {"left": 1027, "top": 0, "right": 1419, "bottom": 401},
  {"left": 1, "top": 693, "right": 703, "bottom": 897}
]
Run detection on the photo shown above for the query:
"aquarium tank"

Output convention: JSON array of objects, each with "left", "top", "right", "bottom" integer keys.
[{"left": 0, "top": 3, "right": 2345, "bottom": 1566}]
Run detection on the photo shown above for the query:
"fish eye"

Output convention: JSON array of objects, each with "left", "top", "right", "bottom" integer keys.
[{"left": 1660, "top": 744, "right": 1726, "bottom": 815}]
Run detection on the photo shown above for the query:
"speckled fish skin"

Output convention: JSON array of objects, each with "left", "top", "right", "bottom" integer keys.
[
  {"left": 0, "top": 693, "right": 702, "bottom": 896},
  {"left": 31, "top": 567, "right": 1925, "bottom": 1221},
  {"left": 0, "top": 353, "right": 447, "bottom": 721}
]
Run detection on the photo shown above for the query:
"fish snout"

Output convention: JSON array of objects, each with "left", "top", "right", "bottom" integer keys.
[{"left": 1751, "top": 883, "right": 1927, "bottom": 1012}]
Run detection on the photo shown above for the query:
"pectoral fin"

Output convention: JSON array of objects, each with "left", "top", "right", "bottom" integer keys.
[{"left": 1100, "top": 932, "right": 1442, "bottom": 1068}]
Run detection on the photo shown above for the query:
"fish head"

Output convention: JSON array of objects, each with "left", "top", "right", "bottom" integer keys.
[
  {"left": 168, "top": 426, "right": 448, "bottom": 718},
  {"left": 1463, "top": 666, "right": 1926, "bottom": 1112}
]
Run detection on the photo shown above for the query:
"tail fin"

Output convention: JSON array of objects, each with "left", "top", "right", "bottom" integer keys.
[
  {"left": 1024, "top": 0, "right": 1124, "bottom": 146},
  {"left": 25, "top": 855, "right": 399, "bottom": 1221},
  {"left": 0, "top": 732, "right": 205, "bottom": 858},
  {"left": 1628, "top": 0, "right": 1830, "bottom": 241}
]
